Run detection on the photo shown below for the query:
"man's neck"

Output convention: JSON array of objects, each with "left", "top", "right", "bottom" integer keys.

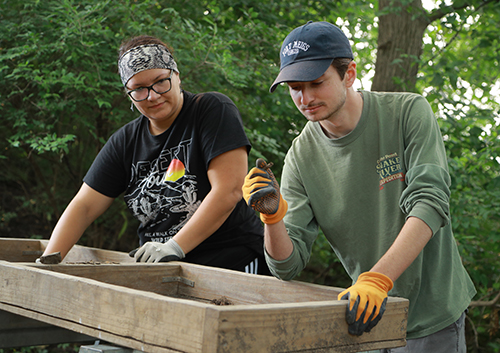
[{"left": 319, "top": 89, "right": 364, "bottom": 139}]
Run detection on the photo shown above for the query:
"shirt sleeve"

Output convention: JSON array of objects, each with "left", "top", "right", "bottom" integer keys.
[
  {"left": 83, "top": 123, "right": 132, "bottom": 198},
  {"left": 265, "top": 148, "right": 320, "bottom": 280},
  {"left": 195, "top": 92, "right": 251, "bottom": 169},
  {"left": 399, "top": 96, "right": 451, "bottom": 235}
]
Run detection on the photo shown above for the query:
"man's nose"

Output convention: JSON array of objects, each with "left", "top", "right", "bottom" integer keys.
[{"left": 299, "top": 87, "right": 314, "bottom": 106}]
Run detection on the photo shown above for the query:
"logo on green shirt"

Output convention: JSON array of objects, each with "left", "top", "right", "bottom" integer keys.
[{"left": 376, "top": 153, "right": 405, "bottom": 189}]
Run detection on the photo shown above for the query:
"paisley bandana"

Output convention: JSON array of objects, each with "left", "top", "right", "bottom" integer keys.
[{"left": 118, "top": 44, "right": 179, "bottom": 86}]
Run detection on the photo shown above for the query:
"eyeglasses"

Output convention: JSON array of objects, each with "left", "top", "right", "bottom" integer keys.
[{"left": 127, "top": 70, "right": 173, "bottom": 102}]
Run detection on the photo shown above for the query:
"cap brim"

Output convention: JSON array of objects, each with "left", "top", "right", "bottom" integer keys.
[{"left": 269, "top": 59, "right": 333, "bottom": 93}]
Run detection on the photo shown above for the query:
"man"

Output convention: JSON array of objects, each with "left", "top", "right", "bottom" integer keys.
[{"left": 243, "top": 21, "right": 476, "bottom": 352}]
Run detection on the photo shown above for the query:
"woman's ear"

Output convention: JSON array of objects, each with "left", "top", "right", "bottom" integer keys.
[{"left": 176, "top": 73, "right": 182, "bottom": 91}]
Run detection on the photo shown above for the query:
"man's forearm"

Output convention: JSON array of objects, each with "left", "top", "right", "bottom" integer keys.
[
  {"left": 264, "top": 221, "right": 294, "bottom": 261},
  {"left": 370, "top": 216, "right": 433, "bottom": 282}
]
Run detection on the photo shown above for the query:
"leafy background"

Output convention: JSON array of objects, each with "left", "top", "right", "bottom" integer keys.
[{"left": 0, "top": 0, "right": 499, "bottom": 352}]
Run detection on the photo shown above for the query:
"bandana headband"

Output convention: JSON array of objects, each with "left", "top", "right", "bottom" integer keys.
[{"left": 118, "top": 44, "right": 179, "bottom": 86}]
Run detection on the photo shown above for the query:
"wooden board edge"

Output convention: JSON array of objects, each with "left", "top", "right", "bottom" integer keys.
[
  {"left": 211, "top": 300, "right": 407, "bottom": 353},
  {"left": 0, "top": 261, "right": 211, "bottom": 352}
]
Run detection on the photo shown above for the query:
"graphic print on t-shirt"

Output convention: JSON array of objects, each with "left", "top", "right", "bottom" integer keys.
[
  {"left": 125, "top": 139, "right": 201, "bottom": 239},
  {"left": 376, "top": 152, "right": 405, "bottom": 190},
  {"left": 165, "top": 159, "right": 186, "bottom": 182}
]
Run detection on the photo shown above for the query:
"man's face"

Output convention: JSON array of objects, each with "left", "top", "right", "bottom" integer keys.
[{"left": 287, "top": 65, "right": 347, "bottom": 123}]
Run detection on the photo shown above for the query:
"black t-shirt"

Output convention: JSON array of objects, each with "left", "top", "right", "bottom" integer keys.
[{"left": 83, "top": 91, "right": 264, "bottom": 264}]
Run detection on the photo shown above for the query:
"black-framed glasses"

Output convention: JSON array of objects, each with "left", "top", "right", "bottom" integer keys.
[{"left": 127, "top": 70, "right": 173, "bottom": 102}]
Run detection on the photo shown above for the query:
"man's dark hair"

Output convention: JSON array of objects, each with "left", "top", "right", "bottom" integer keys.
[{"left": 332, "top": 58, "right": 353, "bottom": 79}]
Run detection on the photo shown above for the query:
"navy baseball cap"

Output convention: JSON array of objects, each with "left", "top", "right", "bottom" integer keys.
[{"left": 270, "top": 21, "right": 353, "bottom": 93}]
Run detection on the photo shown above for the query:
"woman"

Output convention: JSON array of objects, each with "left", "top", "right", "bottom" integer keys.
[{"left": 40, "top": 35, "right": 269, "bottom": 275}]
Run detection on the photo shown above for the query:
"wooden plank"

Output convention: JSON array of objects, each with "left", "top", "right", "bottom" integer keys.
[
  {"left": 62, "top": 244, "right": 135, "bottom": 264},
  {"left": 25, "top": 263, "right": 184, "bottom": 297},
  {"left": 0, "top": 260, "right": 408, "bottom": 352},
  {"left": 0, "top": 238, "right": 130, "bottom": 348},
  {"left": 0, "top": 261, "right": 208, "bottom": 352},
  {"left": 0, "top": 238, "right": 45, "bottom": 262},
  {"left": 25, "top": 262, "right": 344, "bottom": 304},
  {"left": 178, "top": 263, "right": 346, "bottom": 304},
  {"left": 0, "top": 237, "right": 134, "bottom": 264},
  {"left": 214, "top": 301, "right": 408, "bottom": 353},
  {"left": 0, "top": 238, "right": 351, "bottom": 304}
]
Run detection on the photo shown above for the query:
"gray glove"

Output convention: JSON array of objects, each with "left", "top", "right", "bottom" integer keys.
[{"left": 133, "top": 239, "right": 185, "bottom": 263}]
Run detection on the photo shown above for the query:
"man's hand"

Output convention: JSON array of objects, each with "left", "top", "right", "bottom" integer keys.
[
  {"left": 338, "top": 272, "right": 394, "bottom": 336},
  {"left": 242, "top": 158, "right": 287, "bottom": 224},
  {"left": 130, "top": 238, "right": 185, "bottom": 263}
]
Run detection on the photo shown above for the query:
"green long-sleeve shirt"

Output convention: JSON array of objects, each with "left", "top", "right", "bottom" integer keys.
[{"left": 266, "top": 91, "right": 476, "bottom": 339}]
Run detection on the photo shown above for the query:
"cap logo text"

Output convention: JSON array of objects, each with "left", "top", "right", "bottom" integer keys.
[{"left": 282, "top": 40, "right": 310, "bottom": 57}]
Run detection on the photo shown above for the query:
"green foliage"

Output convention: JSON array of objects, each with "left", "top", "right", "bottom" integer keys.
[
  {"left": 1, "top": 0, "right": 499, "bottom": 351},
  {"left": 417, "top": 1, "right": 500, "bottom": 350}
]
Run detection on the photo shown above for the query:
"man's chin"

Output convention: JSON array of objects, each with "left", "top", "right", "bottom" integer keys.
[{"left": 304, "top": 113, "right": 326, "bottom": 123}]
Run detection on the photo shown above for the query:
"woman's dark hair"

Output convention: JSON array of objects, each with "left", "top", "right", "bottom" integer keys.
[
  {"left": 331, "top": 57, "right": 353, "bottom": 79},
  {"left": 118, "top": 35, "right": 174, "bottom": 59}
]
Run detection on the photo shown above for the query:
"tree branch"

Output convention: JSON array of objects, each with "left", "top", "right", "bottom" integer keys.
[
  {"left": 465, "top": 314, "right": 480, "bottom": 351},
  {"left": 428, "top": 2, "right": 471, "bottom": 23},
  {"left": 426, "top": 0, "right": 497, "bottom": 63},
  {"left": 427, "top": 0, "right": 496, "bottom": 23},
  {"left": 469, "top": 291, "right": 500, "bottom": 308}
]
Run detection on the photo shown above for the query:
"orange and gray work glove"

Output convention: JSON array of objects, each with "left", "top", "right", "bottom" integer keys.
[
  {"left": 242, "top": 158, "right": 288, "bottom": 224},
  {"left": 338, "top": 271, "right": 394, "bottom": 336},
  {"left": 129, "top": 238, "right": 185, "bottom": 263}
]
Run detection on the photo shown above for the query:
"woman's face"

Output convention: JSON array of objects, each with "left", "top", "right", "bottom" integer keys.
[{"left": 126, "top": 68, "right": 183, "bottom": 134}]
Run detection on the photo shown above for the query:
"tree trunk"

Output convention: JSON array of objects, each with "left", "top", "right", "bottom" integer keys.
[{"left": 371, "top": 0, "right": 429, "bottom": 92}]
